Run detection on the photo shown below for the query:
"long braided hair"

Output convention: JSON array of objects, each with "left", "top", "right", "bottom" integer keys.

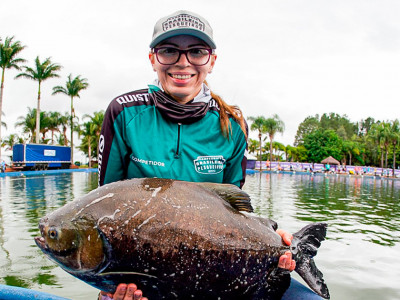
[{"left": 205, "top": 81, "right": 247, "bottom": 140}]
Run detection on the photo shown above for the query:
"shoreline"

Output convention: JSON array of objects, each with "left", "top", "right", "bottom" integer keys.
[{"left": 0, "top": 167, "right": 97, "bottom": 178}]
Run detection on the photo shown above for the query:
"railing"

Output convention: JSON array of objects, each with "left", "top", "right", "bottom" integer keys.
[{"left": 251, "top": 161, "right": 400, "bottom": 177}]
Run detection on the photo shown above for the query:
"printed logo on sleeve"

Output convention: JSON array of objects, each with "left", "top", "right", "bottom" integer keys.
[{"left": 194, "top": 156, "right": 225, "bottom": 174}]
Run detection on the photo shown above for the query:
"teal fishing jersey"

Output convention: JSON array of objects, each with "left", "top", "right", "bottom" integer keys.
[{"left": 98, "top": 86, "right": 248, "bottom": 188}]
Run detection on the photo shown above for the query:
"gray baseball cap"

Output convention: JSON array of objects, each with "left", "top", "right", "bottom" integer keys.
[{"left": 150, "top": 10, "right": 216, "bottom": 49}]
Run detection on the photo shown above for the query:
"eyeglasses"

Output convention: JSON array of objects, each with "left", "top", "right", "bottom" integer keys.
[{"left": 152, "top": 47, "right": 213, "bottom": 66}]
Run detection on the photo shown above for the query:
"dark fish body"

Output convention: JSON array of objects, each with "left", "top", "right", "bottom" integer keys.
[{"left": 35, "top": 178, "right": 329, "bottom": 299}]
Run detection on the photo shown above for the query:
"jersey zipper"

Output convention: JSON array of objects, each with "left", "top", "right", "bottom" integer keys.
[{"left": 175, "top": 123, "right": 181, "bottom": 158}]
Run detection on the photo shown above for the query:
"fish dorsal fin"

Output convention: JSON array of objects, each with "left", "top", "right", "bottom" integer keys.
[{"left": 198, "top": 182, "right": 254, "bottom": 213}]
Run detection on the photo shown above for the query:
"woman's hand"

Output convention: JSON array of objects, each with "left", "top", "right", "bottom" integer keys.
[
  {"left": 276, "top": 229, "right": 296, "bottom": 272},
  {"left": 99, "top": 283, "right": 148, "bottom": 300}
]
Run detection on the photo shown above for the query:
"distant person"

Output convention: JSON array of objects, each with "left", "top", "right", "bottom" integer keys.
[
  {"left": 98, "top": 10, "right": 295, "bottom": 300},
  {"left": 325, "top": 163, "right": 330, "bottom": 173},
  {"left": 1, "top": 160, "right": 5, "bottom": 173}
]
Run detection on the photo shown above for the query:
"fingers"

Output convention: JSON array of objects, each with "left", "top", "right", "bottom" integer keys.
[
  {"left": 278, "top": 251, "right": 296, "bottom": 271},
  {"left": 113, "top": 284, "right": 128, "bottom": 300},
  {"left": 133, "top": 289, "right": 143, "bottom": 300},
  {"left": 276, "top": 229, "right": 293, "bottom": 246},
  {"left": 112, "top": 283, "right": 143, "bottom": 300},
  {"left": 126, "top": 284, "right": 138, "bottom": 300}
]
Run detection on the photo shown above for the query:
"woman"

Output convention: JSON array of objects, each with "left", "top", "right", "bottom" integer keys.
[{"left": 98, "top": 10, "right": 295, "bottom": 300}]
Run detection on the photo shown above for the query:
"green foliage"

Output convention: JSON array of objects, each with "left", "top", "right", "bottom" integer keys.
[
  {"left": 0, "top": 36, "right": 26, "bottom": 157},
  {"left": 52, "top": 73, "right": 89, "bottom": 161},
  {"left": 319, "top": 113, "right": 357, "bottom": 140},
  {"left": 76, "top": 111, "right": 104, "bottom": 166},
  {"left": 248, "top": 138, "right": 259, "bottom": 156},
  {"left": 303, "top": 129, "right": 343, "bottom": 163},
  {"left": 294, "top": 115, "right": 319, "bottom": 146}
]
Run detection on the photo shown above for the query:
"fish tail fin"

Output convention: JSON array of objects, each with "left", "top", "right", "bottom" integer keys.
[{"left": 291, "top": 222, "right": 330, "bottom": 299}]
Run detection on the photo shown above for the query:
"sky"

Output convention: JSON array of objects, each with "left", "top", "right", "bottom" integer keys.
[{"left": 1, "top": 0, "right": 400, "bottom": 163}]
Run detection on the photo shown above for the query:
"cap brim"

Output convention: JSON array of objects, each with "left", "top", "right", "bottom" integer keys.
[{"left": 150, "top": 28, "right": 216, "bottom": 49}]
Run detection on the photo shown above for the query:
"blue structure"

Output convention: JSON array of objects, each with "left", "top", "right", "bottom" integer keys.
[
  {"left": 12, "top": 144, "right": 71, "bottom": 170},
  {"left": 0, "top": 284, "right": 69, "bottom": 300},
  {"left": 0, "top": 279, "right": 321, "bottom": 299}
]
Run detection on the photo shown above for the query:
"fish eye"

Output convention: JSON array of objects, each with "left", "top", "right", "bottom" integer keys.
[{"left": 48, "top": 228, "right": 58, "bottom": 239}]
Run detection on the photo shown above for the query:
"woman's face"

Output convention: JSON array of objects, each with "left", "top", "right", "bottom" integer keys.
[{"left": 149, "top": 35, "right": 216, "bottom": 104}]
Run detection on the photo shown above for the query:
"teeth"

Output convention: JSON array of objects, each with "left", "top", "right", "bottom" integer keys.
[{"left": 171, "top": 74, "right": 191, "bottom": 79}]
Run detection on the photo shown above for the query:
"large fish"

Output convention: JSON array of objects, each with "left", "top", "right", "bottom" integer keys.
[{"left": 35, "top": 178, "right": 330, "bottom": 299}]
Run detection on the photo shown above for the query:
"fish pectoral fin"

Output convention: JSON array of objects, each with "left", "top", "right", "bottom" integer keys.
[{"left": 198, "top": 182, "right": 254, "bottom": 213}]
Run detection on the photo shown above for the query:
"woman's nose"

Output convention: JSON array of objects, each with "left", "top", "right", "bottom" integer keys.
[{"left": 175, "top": 52, "right": 190, "bottom": 66}]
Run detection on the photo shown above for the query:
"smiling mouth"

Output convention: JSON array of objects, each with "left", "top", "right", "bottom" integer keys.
[{"left": 169, "top": 74, "right": 194, "bottom": 80}]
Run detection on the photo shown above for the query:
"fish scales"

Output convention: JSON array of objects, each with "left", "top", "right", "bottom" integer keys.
[{"left": 35, "top": 178, "right": 330, "bottom": 299}]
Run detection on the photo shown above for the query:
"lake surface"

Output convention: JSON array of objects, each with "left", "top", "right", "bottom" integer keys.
[{"left": 0, "top": 171, "right": 399, "bottom": 299}]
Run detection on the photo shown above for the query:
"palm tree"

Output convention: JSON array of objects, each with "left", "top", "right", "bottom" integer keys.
[
  {"left": 1, "top": 111, "right": 6, "bottom": 131},
  {"left": 76, "top": 121, "right": 96, "bottom": 167},
  {"left": 82, "top": 110, "right": 104, "bottom": 159},
  {"left": 0, "top": 36, "right": 26, "bottom": 157},
  {"left": 15, "top": 107, "right": 37, "bottom": 142},
  {"left": 47, "top": 111, "right": 62, "bottom": 144},
  {"left": 1, "top": 134, "right": 24, "bottom": 152},
  {"left": 285, "top": 145, "right": 298, "bottom": 162},
  {"left": 264, "top": 114, "right": 285, "bottom": 169},
  {"left": 342, "top": 139, "right": 361, "bottom": 166},
  {"left": 390, "top": 119, "right": 400, "bottom": 175},
  {"left": 247, "top": 116, "right": 267, "bottom": 170},
  {"left": 248, "top": 138, "right": 259, "bottom": 155},
  {"left": 16, "top": 56, "right": 62, "bottom": 144},
  {"left": 52, "top": 74, "right": 89, "bottom": 162},
  {"left": 369, "top": 122, "right": 387, "bottom": 168},
  {"left": 56, "top": 112, "right": 70, "bottom": 146},
  {"left": 272, "top": 141, "right": 286, "bottom": 161}
]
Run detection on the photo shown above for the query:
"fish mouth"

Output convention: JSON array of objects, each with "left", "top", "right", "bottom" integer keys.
[
  {"left": 34, "top": 236, "right": 78, "bottom": 257},
  {"left": 35, "top": 236, "right": 48, "bottom": 252}
]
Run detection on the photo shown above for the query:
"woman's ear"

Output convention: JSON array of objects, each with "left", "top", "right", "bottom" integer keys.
[
  {"left": 208, "top": 54, "right": 217, "bottom": 74},
  {"left": 149, "top": 52, "right": 156, "bottom": 72}
]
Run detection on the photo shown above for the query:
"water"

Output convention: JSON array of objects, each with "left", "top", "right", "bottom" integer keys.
[{"left": 0, "top": 171, "right": 399, "bottom": 299}]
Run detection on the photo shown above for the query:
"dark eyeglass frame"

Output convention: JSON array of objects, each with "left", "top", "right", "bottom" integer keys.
[{"left": 152, "top": 47, "right": 214, "bottom": 66}]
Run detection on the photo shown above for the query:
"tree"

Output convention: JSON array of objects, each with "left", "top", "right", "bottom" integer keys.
[
  {"left": 1, "top": 134, "right": 24, "bottom": 152},
  {"left": 76, "top": 111, "right": 104, "bottom": 166},
  {"left": 303, "top": 129, "right": 343, "bottom": 163},
  {"left": 248, "top": 138, "right": 259, "bottom": 155},
  {"left": 15, "top": 107, "right": 37, "bottom": 142},
  {"left": 319, "top": 113, "right": 357, "bottom": 140},
  {"left": 0, "top": 36, "right": 26, "bottom": 158},
  {"left": 1, "top": 111, "right": 6, "bottom": 131},
  {"left": 47, "top": 111, "right": 62, "bottom": 144},
  {"left": 52, "top": 74, "right": 89, "bottom": 162},
  {"left": 76, "top": 121, "right": 96, "bottom": 167},
  {"left": 285, "top": 145, "right": 296, "bottom": 162},
  {"left": 270, "top": 141, "right": 285, "bottom": 161},
  {"left": 294, "top": 115, "right": 319, "bottom": 146},
  {"left": 342, "top": 139, "right": 361, "bottom": 166},
  {"left": 15, "top": 108, "right": 51, "bottom": 143},
  {"left": 247, "top": 116, "right": 267, "bottom": 169},
  {"left": 81, "top": 110, "right": 104, "bottom": 159},
  {"left": 16, "top": 56, "right": 62, "bottom": 144},
  {"left": 358, "top": 117, "right": 375, "bottom": 137},
  {"left": 264, "top": 114, "right": 285, "bottom": 168},
  {"left": 389, "top": 119, "right": 400, "bottom": 175}
]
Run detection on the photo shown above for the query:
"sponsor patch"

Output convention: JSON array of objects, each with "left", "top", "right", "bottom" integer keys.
[
  {"left": 162, "top": 14, "right": 205, "bottom": 32},
  {"left": 194, "top": 155, "right": 225, "bottom": 174}
]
